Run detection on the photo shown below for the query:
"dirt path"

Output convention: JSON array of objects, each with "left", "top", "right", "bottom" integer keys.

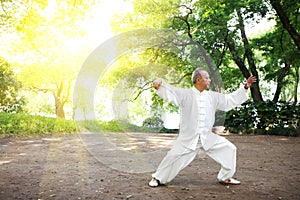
[{"left": 0, "top": 133, "right": 299, "bottom": 200}]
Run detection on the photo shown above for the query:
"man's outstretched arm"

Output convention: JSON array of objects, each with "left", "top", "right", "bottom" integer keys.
[
  {"left": 152, "top": 78, "right": 183, "bottom": 107},
  {"left": 216, "top": 76, "right": 257, "bottom": 111}
]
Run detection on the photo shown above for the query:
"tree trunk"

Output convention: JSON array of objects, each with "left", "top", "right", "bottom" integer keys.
[
  {"left": 236, "top": 9, "right": 264, "bottom": 102},
  {"left": 54, "top": 81, "right": 67, "bottom": 119},
  {"left": 55, "top": 99, "right": 65, "bottom": 118},
  {"left": 273, "top": 61, "right": 291, "bottom": 102},
  {"left": 270, "top": 0, "right": 300, "bottom": 51},
  {"left": 225, "top": 36, "right": 263, "bottom": 101},
  {"left": 294, "top": 65, "right": 299, "bottom": 102}
]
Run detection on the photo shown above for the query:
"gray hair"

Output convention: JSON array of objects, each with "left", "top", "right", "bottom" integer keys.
[{"left": 191, "top": 67, "right": 207, "bottom": 83}]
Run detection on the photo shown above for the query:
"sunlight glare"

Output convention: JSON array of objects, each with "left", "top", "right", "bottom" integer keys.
[{"left": 80, "top": 0, "right": 133, "bottom": 49}]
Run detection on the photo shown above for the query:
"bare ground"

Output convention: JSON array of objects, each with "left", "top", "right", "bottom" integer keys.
[{"left": 0, "top": 133, "right": 299, "bottom": 200}]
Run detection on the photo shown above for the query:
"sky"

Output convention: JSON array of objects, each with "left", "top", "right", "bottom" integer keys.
[{"left": 82, "top": 0, "right": 133, "bottom": 49}]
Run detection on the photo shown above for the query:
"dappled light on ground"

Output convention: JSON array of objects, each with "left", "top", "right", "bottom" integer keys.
[
  {"left": 0, "top": 134, "right": 299, "bottom": 199},
  {"left": 0, "top": 159, "right": 12, "bottom": 165},
  {"left": 79, "top": 132, "right": 177, "bottom": 173},
  {"left": 275, "top": 137, "right": 289, "bottom": 141}
]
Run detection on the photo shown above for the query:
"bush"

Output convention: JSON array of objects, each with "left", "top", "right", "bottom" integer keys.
[
  {"left": 142, "top": 116, "right": 164, "bottom": 131},
  {"left": 225, "top": 100, "right": 300, "bottom": 136},
  {"left": 0, "top": 58, "right": 25, "bottom": 113},
  {"left": 0, "top": 113, "right": 76, "bottom": 138}
]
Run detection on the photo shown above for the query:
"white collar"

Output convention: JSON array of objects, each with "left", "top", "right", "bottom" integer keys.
[{"left": 192, "top": 87, "right": 206, "bottom": 95}]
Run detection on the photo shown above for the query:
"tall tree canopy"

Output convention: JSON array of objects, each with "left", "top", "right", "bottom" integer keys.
[
  {"left": 112, "top": 0, "right": 299, "bottom": 103},
  {"left": 1, "top": 0, "right": 95, "bottom": 118},
  {"left": 1, "top": 0, "right": 299, "bottom": 122}
]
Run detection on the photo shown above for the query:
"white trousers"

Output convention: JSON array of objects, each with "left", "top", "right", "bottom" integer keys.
[{"left": 152, "top": 135, "right": 237, "bottom": 184}]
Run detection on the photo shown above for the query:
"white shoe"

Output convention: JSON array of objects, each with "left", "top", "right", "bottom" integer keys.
[
  {"left": 219, "top": 178, "right": 241, "bottom": 185},
  {"left": 148, "top": 178, "right": 159, "bottom": 187}
]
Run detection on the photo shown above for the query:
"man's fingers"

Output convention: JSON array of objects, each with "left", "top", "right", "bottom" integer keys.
[{"left": 248, "top": 76, "right": 257, "bottom": 83}]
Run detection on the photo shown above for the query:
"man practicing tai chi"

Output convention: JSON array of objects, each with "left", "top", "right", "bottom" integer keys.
[{"left": 149, "top": 67, "right": 256, "bottom": 187}]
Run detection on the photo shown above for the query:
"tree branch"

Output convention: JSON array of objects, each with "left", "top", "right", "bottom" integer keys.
[
  {"left": 270, "top": 0, "right": 300, "bottom": 51},
  {"left": 236, "top": 8, "right": 263, "bottom": 101},
  {"left": 126, "top": 80, "right": 153, "bottom": 102},
  {"left": 170, "top": 72, "right": 192, "bottom": 84},
  {"left": 272, "top": 60, "right": 291, "bottom": 102},
  {"left": 173, "top": 5, "right": 221, "bottom": 91},
  {"left": 29, "top": 86, "right": 53, "bottom": 93},
  {"left": 126, "top": 71, "right": 193, "bottom": 102},
  {"left": 1, "top": 0, "right": 8, "bottom": 16}
]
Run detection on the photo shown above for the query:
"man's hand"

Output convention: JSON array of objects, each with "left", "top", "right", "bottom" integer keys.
[
  {"left": 244, "top": 76, "right": 257, "bottom": 89},
  {"left": 153, "top": 78, "right": 162, "bottom": 90}
]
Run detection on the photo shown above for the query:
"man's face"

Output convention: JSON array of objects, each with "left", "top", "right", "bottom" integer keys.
[{"left": 198, "top": 71, "right": 211, "bottom": 89}]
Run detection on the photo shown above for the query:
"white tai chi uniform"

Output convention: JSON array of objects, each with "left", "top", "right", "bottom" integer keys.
[{"left": 152, "top": 80, "right": 249, "bottom": 184}]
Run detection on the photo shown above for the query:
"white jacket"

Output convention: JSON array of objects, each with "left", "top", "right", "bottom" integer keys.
[{"left": 155, "top": 80, "right": 249, "bottom": 150}]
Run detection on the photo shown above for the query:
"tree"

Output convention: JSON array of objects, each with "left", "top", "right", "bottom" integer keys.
[
  {"left": 0, "top": 57, "right": 24, "bottom": 113},
  {"left": 112, "top": 0, "right": 224, "bottom": 90},
  {"left": 96, "top": 48, "right": 187, "bottom": 122},
  {"left": 0, "top": 0, "right": 32, "bottom": 33},
  {"left": 1, "top": 0, "right": 93, "bottom": 118},
  {"left": 270, "top": 0, "right": 300, "bottom": 51},
  {"left": 172, "top": 0, "right": 268, "bottom": 101},
  {"left": 252, "top": 0, "right": 300, "bottom": 102},
  {"left": 112, "top": 0, "right": 299, "bottom": 103},
  {"left": 252, "top": 26, "right": 300, "bottom": 102}
]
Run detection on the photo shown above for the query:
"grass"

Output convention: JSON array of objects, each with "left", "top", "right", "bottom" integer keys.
[{"left": 0, "top": 113, "right": 158, "bottom": 139}]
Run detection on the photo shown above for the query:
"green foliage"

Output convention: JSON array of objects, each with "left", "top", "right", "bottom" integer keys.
[
  {"left": 0, "top": 0, "right": 30, "bottom": 33},
  {"left": 0, "top": 113, "right": 161, "bottom": 138},
  {"left": 220, "top": 67, "right": 244, "bottom": 92},
  {"left": 142, "top": 116, "right": 179, "bottom": 133},
  {"left": 225, "top": 100, "right": 300, "bottom": 136},
  {"left": 251, "top": 22, "right": 300, "bottom": 102},
  {"left": 3, "top": 0, "right": 95, "bottom": 119},
  {"left": 0, "top": 113, "right": 76, "bottom": 138},
  {"left": 112, "top": 0, "right": 180, "bottom": 32},
  {"left": 114, "top": 0, "right": 298, "bottom": 102},
  {"left": 1, "top": 97, "right": 26, "bottom": 114},
  {"left": 0, "top": 57, "right": 25, "bottom": 113},
  {"left": 142, "top": 116, "right": 163, "bottom": 128},
  {"left": 76, "top": 120, "right": 155, "bottom": 133}
]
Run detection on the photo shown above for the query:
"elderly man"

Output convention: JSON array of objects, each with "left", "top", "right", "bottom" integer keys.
[{"left": 149, "top": 68, "right": 256, "bottom": 187}]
